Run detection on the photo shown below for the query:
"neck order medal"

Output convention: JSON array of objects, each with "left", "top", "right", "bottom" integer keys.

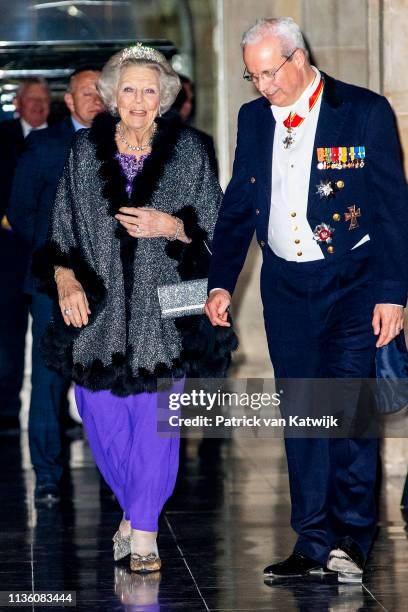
[{"left": 282, "top": 77, "right": 323, "bottom": 149}]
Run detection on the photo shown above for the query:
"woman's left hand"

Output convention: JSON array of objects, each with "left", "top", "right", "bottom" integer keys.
[{"left": 115, "top": 207, "right": 177, "bottom": 239}]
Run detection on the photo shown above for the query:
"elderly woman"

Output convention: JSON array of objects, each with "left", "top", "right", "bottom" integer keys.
[{"left": 33, "top": 44, "right": 236, "bottom": 573}]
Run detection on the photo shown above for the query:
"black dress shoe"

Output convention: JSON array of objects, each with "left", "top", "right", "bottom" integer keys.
[
  {"left": 327, "top": 537, "right": 365, "bottom": 583},
  {"left": 264, "top": 552, "right": 330, "bottom": 578},
  {"left": 35, "top": 484, "right": 60, "bottom": 505}
]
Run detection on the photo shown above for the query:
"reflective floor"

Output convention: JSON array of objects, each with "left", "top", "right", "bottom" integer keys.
[{"left": 0, "top": 432, "right": 407, "bottom": 612}]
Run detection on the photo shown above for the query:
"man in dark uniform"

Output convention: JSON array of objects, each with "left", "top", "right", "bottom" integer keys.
[
  {"left": 0, "top": 78, "right": 50, "bottom": 429},
  {"left": 7, "top": 67, "right": 103, "bottom": 502},
  {"left": 206, "top": 18, "right": 408, "bottom": 583}
]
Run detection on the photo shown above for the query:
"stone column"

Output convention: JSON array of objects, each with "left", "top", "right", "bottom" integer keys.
[
  {"left": 188, "top": 0, "right": 217, "bottom": 136},
  {"left": 382, "top": 0, "right": 408, "bottom": 175},
  {"left": 302, "top": 0, "right": 370, "bottom": 87},
  {"left": 214, "top": 1, "right": 302, "bottom": 378}
]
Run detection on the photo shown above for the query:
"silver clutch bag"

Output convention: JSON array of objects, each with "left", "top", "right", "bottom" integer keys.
[{"left": 158, "top": 278, "right": 208, "bottom": 318}]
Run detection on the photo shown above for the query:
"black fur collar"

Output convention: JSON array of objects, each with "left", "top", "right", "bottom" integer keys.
[{"left": 89, "top": 111, "right": 182, "bottom": 216}]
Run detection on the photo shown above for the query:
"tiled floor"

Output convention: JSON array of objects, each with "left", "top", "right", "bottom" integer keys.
[{"left": 0, "top": 432, "right": 407, "bottom": 611}]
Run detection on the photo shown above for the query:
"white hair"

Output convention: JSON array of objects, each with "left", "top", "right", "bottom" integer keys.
[
  {"left": 97, "top": 48, "right": 181, "bottom": 115},
  {"left": 241, "top": 17, "right": 307, "bottom": 57},
  {"left": 16, "top": 77, "right": 50, "bottom": 99}
]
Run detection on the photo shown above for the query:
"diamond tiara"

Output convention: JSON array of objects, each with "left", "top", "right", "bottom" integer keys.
[{"left": 119, "top": 42, "right": 167, "bottom": 66}]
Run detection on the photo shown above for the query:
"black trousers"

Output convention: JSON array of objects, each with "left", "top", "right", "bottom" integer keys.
[{"left": 0, "top": 228, "right": 29, "bottom": 417}]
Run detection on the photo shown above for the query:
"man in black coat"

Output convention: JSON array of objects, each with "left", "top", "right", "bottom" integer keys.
[
  {"left": 7, "top": 67, "right": 103, "bottom": 502},
  {"left": 0, "top": 78, "right": 50, "bottom": 429}
]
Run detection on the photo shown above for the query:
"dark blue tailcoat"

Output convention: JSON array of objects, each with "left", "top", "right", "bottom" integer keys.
[{"left": 209, "top": 73, "right": 408, "bottom": 305}]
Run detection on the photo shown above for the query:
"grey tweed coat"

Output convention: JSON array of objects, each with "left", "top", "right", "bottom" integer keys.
[{"left": 33, "top": 112, "right": 237, "bottom": 396}]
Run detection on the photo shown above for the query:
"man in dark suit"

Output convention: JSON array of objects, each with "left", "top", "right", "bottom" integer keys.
[
  {"left": 0, "top": 77, "right": 50, "bottom": 220},
  {"left": 206, "top": 18, "right": 408, "bottom": 583},
  {"left": 0, "top": 78, "right": 51, "bottom": 429},
  {"left": 7, "top": 67, "right": 103, "bottom": 502}
]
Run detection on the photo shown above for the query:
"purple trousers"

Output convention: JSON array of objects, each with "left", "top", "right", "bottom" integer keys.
[{"left": 75, "top": 380, "right": 182, "bottom": 531}]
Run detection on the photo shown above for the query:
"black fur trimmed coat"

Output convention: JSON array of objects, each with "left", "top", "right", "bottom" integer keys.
[{"left": 33, "top": 112, "right": 238, "bottom": 396}]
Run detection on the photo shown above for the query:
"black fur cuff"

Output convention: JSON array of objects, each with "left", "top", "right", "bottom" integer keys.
[
  {"left": 32, "top": 241, "right": 106, "bottom": 306},
  {"left": 165, "top": 205, "right": 211, "bottom": 280}
]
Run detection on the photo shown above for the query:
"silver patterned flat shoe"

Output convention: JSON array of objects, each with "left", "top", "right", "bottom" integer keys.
[
  {"left": 130, "top": 552, "right": 161, "bottom": 573},
  {"left": 113, "top": 530, "right": 131, "bottom": 561}
]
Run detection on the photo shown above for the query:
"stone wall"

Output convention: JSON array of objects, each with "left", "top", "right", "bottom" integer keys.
[{"left": 382, "top": 0, "right": 408, "bottom": 176}]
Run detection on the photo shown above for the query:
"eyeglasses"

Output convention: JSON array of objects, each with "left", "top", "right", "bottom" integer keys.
[{"left": 243, "top": 49, "right": 297, "bottom": 83}]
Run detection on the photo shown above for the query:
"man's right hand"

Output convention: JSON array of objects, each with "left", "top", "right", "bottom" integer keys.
[{"left": 205, "top": 290, "right": 232, "bottom": 327}]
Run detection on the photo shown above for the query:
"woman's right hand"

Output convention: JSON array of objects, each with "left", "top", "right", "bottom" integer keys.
[{"left": 55, "top": 268, "right": 91, "bottom": 327}]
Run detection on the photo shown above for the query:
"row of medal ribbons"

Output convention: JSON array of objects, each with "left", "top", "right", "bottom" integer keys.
[{"left": 317, "top": 146, "right": 365, "bottom": 170}]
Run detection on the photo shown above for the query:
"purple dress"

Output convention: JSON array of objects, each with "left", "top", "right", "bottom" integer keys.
[{"left": 75, "top": 153, "right": 181, "bottom": 531}]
